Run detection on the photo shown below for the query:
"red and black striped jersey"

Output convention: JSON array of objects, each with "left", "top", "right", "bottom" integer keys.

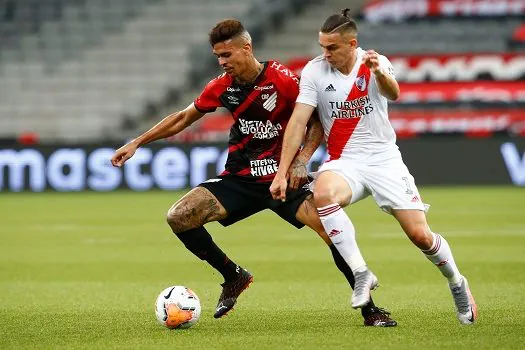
[{"left": 194, "top": 61, "right": 299, "bottom": 183}]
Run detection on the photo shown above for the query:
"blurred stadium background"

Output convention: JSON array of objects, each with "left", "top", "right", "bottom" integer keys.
[
  {"left": 1, "top": 1, "right": 525, "bottom": 348},
  {"left": 1, "top": 0, "right": 524, "bottom": 190}
]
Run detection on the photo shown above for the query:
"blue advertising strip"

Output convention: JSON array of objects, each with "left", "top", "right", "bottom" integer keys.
[{"left": 1, "top": 137, "right": 524, "bottom": 192}]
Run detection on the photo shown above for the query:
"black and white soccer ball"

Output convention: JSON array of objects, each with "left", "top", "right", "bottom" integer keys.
[{"left": 155, "top": 286, "right": 201, "bottom": 329}]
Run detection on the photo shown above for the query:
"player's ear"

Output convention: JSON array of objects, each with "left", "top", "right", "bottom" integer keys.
[{"left": 242, "top": 41, "right": 252, "bottom": 56}]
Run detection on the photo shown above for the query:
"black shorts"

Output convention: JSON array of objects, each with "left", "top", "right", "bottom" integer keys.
[{"left": 198, "top": 175, "right": 311, "bottom": 228}]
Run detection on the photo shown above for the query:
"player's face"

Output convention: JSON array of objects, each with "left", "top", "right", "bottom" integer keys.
[
  {"left": 319, "top": 32, "right": 357, "bottom": 70},
  {"left": 212, "top": 39, "right": 252, "bottom": 79}
]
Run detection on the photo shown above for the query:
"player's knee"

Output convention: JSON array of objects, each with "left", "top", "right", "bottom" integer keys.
[
  {"left": 312, "top": 186, "right": 338, "bottom": 206},
  {"left": 405, "top": 224, "right": 433, "bottom": 250},
  {"left": 166, "top": 204, "right": 191, "bottom": 234},
  {"left": 165, "top": 208, "right": 179, "bottom": 232}
]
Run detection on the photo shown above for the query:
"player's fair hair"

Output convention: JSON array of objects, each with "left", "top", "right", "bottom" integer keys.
[
  {"left": 320, "top": 8, "right": 358, "bottom": 37},
  {"left": 209, "top": 19, "right": 252, "bottom": 46}
]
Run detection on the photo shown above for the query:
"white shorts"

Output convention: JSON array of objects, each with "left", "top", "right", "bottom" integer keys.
[{"left": 310, "top": 157, "right": 430, "bottom": 214}]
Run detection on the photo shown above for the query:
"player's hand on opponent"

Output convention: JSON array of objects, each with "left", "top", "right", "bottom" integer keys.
[
  {"left": 362, "top": 49, "right": 381, "bottom": 74},
  {"left": 270, "top": 173, "right": 289, "bottom": 202},
  {"left": 111, "top": 142, "right": 138, "bottom": 167},
  {"left": 288, "top": 158, "right": 308, "bottom": 191}
]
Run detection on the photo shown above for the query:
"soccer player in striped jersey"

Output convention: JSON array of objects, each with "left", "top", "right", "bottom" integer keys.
[
  {"left": 270, "top": 9, "right": 477, "bottom": 325},
  {"left": 111, "top": 19, "right": 396, "bottom": 327}
]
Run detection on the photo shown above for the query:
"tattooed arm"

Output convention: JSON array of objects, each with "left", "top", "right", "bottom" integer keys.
[{"left": 288, "top": 111, "right": 324, "bottom": 190}]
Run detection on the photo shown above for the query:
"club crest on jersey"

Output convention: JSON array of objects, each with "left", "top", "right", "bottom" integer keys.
[
  {"left": 355, "top": 75, "right": 367, "bottom": 91},
  {"left": 262, "top": 91, "right": 277, "bottom": 112}
]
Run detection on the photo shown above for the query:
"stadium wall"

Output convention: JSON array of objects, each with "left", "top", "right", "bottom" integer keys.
[{"left": 1, "top": 136, "right": 524, "bottom": 192}]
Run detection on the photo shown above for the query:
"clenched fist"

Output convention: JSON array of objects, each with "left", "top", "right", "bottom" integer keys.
[{"left": 111, "top": 142, "right": 138, "bottom": 167}]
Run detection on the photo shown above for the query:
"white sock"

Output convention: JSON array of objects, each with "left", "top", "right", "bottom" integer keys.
[
  {"left": 317, "top": 204, "right": 367, "bottom": 273},
  {"left": 422, "top": 232, "right": 462, "bottom": 285}
]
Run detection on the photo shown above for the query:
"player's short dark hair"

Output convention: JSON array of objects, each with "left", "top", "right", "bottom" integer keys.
[
  {"left": 320, "top": 8, "right": 357, "bottom": 36},
  {"left": 209, "top": 19, "right": 248, "bottom": 46}
]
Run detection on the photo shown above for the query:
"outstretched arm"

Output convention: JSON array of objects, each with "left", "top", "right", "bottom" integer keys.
[
  {"left": 111, "top": 103, "right": 205, "bottom": 167},
  {"left": 288, "top": 111, "right": 324, "bottom": 190},
  {"left": 270, "top": 102, "right": 316, "bottom": 201}
]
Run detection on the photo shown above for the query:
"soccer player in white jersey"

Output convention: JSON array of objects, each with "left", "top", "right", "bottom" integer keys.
[{"left": 270, "top": 8, "right": 478, "bottom": 325}]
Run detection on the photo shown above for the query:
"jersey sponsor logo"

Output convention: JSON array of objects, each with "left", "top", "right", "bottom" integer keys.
[
  {"left": 262, "top": 91, "right": 277, "bottom": 112},
  {"left": 249, "top": 159, "right": 278, "bottom": 177},
  {"left": 238, "top": 119, "right": 282, "bottom": 139},
  {"left": 269, "top": 61, "right": 300, "bottom": 83},
  {"left": 355, "top": 75, "right": 367, "bottom": 91},
  {"left": 325, "top": 84, "right": 337, "bottom": 92},
  {"left": 329, "top": 97, "right": 374, "bottom": 119},
  {"left": 227, "top": 87, "right": 241, "bottom": 92},
  {"left": 227, "top": 95, "right": 239, "bottom": 105},
  {"left": 254, "top": 84, "right": 274, "bottom": 91}
]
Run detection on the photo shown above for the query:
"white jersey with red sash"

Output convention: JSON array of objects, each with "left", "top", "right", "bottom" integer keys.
[
  {"left": 297, "top": 48, "right": 400, "bottom": 163},
  {"left": 297, "top": 48, "right": 428, "bottom": 213}
]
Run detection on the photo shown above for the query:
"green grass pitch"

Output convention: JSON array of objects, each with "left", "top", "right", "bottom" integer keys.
[{"left": 1, "top": 186, "right": 525, "bottom": 349}]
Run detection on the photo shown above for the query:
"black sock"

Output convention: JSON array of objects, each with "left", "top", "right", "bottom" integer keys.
[
  {"left": 329, "top": 244, "right": 376, "bottom": 317},
  {"left": 175, "top": 226, "right": 239, "bottom": 282}
]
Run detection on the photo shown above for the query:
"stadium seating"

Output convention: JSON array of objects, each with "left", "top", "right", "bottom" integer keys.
[
  {"left": 177, "top": 0, "right": 525, "bottom": 141},
  {"left": 1, "top": 0, "right": 524, "bottom": 143},
  {"left": 0, "top": 0, "right": 258, "bottom": 142}
]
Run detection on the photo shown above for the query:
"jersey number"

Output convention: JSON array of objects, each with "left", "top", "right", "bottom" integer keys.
[{"left": 402, "top": 176, "right": 413, "bottom": 194}]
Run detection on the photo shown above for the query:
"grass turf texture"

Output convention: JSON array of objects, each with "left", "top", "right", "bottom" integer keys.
[{"left": 1, "top": 186, "right": 524, "bottom": 349}]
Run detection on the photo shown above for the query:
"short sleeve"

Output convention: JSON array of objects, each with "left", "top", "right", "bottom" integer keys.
[
  {"left": 378, "top": 55, "right": 395, "bottom": 78},
  {"left": 296, "top": 61, "right": 318, "bottom": 108},
  {"left": 194, "top": 79, "right": 222, "bottom": 113}
]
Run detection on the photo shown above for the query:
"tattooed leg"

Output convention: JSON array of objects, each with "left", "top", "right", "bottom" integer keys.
[
  {"left": 167, "top": 188, "right": 241, "bottom": 286},
  {"left": 166, "top": 187, "right": 228, "bottom": 233}
]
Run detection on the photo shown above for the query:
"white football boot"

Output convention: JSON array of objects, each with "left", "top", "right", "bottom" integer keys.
[
  {"left": 351, "top": 269, "right": 379, "bottom": 309},
  {"left": 449, "top": 276, "right": 478, "bottom": 325}
]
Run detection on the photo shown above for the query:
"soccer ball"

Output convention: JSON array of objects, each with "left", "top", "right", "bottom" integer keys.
[{"left": 155, "top": 286, "right": 201, "bottom": 329}]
